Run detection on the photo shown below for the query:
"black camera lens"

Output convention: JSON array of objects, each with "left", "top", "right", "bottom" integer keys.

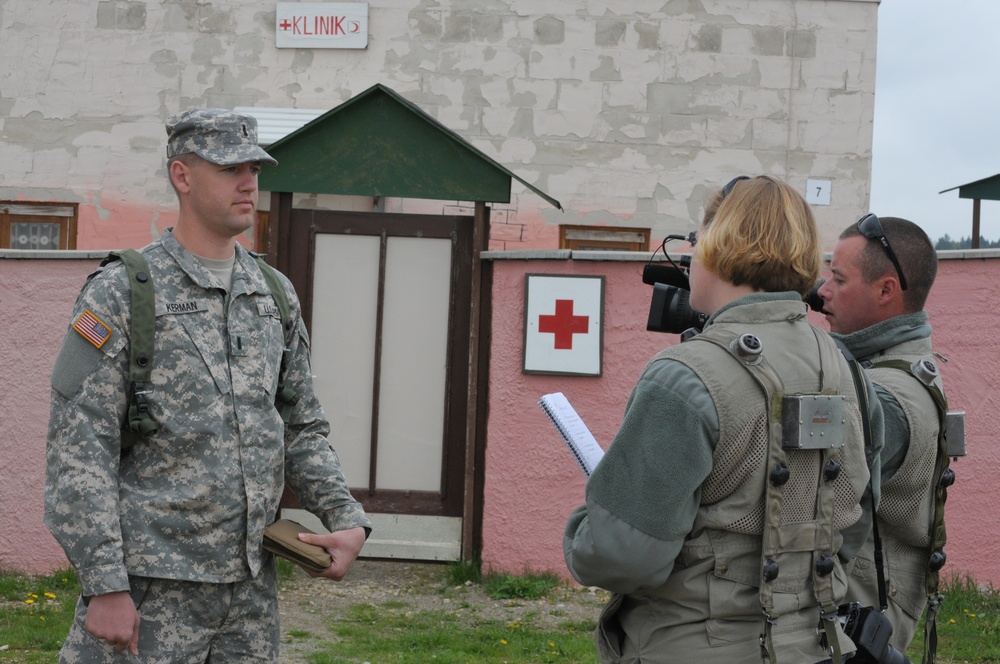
[{"left": 646, "top": 283, "right": 709, "bottom": 334}]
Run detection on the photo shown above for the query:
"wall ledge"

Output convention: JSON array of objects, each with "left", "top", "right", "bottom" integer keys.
[
  {"left": 6, "top": 248, "right": 997, "bottom": 262},
  {"left": 483, "top": 249, "right": 665, "bottom": 262},
  {"left": 0, "top": 249, "right": 110, "bottom": 260},
  {"left": 937, "top": 248, "right": 1000, "bottom": 260},
  {"left": 482, "top": 248, "right": 1000, "bottom": 262}
]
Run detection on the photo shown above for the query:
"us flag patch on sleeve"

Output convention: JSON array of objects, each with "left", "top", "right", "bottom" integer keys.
[{"left": 73, "top": 309, "right": 112, "bottom": 349}]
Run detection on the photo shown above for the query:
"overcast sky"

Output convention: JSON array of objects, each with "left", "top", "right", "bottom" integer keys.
[{"left": 869, "top": 0, "right": 1000, "bottom": 244}]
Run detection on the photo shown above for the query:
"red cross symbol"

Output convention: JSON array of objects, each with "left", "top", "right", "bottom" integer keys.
[
  {"left": 538, "top": 299, "right": 589, "bottom": 349},
  {"left": 279, "top": 19, "right": 292, "bottom": 30}
]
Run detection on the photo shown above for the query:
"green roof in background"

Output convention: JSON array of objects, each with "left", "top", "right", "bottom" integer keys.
[
  {"left": 941, "top": 174, "right": 1000, "bottom": 200},
  {"left": 259, "top": 83, "right": 561, "bottom": 210}
]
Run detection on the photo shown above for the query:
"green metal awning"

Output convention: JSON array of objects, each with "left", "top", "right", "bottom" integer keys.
[
  {"left": 940, "top": 174, "right": 1000, "bottom": 200},
  {"left": 259, "top": 83, "right": 561, "bottom": 210},
  {"left": 940, "top": 174, "right": 1000, "bottom": 248}
]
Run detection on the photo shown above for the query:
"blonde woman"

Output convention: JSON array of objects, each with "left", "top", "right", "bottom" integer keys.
[{"left": 564, "top": 175, "right": 883, "bottom": 663}]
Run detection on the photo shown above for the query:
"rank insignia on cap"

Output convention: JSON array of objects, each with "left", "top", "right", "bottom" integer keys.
[{"left": 73, "top": 309, "right": 112, "bottom": 349}]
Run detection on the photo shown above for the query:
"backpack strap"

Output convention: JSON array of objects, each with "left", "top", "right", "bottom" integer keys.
[
  {"left": 253, "top": 256, "right": 300, "bottom": 423},
  {"left": 101, "top": 249, "right": 158, "bottom": 438},
  {"left": 102, "top": 250, "right": 300, "bottom": 438}
]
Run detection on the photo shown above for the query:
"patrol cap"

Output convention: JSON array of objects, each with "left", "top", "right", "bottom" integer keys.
[{"left": 165, "top": 108, "right": 278, "bottom": 166}]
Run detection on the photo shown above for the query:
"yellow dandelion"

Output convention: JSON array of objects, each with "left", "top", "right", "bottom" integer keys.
[
  {"left": 31, "top": 594, "right": 39, "bottom": 598},
  {"left": 500, "top": 639, "right": 508, "bottom": 645},
  {"left": 549, "top": 642, "right": 555, "bottom": 648},
  {"left": 25, "top": 599, "right": 35, "bottom": 605},
  {"left": 44, "top": 592, "right": 57, "bottom": 599},
  {"left": 40, "top": 616, "right": 46, "bottom": 621},
  {"left": 970, "top": 613, "right": 977, "bottom": 618},
  {"left": 949, "top": 619, "right": 956, "bottom": 624}
]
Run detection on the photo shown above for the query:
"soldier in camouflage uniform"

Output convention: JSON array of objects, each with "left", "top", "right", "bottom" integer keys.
[
  {"left": 45, "top": 108, "right": 371, "bottom": 662},
  {"left": 819, "top": 216, "right": 950, "bottom": 652}
]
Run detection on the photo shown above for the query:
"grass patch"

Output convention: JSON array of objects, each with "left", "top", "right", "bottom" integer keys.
[
  {"left": 906, "top": 573, "right": 1000, "bottom": 662},
  {"left": 482, "top": 569, "right": 561, "bottom": 601},
  {"left": 3, "top": 565, "right": 998, "bottom": 664},
  {"left": 0, "top": 568, "right": 79, "bottom": 660},
  {"left": 444, "top": 558, "right": 482, "bottom": 586},
  {"left": 311, "top": 603, "right": 598, "bottom": 664},
  {"left": 275, "top": 557, "right": 299, "bottom": 581}
]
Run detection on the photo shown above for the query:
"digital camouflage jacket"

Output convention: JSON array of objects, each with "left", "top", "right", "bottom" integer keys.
[{"left": 45, "top": 229, "right": 370, "bottom": 598}]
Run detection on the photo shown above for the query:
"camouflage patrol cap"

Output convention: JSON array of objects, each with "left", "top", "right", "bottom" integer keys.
[{"left": 166, "top": 108, "right": 278, "bottom": 166}]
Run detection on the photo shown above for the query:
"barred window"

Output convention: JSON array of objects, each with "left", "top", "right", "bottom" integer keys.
[{"left": 1, "top": 202, "right": 78, "bottom": 250}]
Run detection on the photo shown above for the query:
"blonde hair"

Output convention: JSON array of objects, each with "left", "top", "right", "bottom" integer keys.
[{"left": 697, "top": 175, "right": 822, "bottom": 297}]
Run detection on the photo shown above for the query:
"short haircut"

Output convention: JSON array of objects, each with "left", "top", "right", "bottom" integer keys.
[
  {"left": 840, "top": 217, "right": 937, "bottom": 311},
  {"left": 698, "top": 175, "right": 822, "bottom": 297},
  {"left": 167, "top": 152, "right": 200, "bottom": 198}
]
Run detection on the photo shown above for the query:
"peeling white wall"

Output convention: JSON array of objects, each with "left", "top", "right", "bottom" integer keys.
[{"left": 1, "top": 0, "right": 879, "bottom": 250}]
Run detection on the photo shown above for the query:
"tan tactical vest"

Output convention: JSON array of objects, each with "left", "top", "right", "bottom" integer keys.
[
  {"left": 848, "top": 338, "right": 947, "bottom": 641},
  {"left": 628, "top": 310, "right": 870, "bottom": 662}
]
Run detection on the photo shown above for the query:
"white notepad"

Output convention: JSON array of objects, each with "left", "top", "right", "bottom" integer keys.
[{"left": 539, "top": 392, "right": 605, "bottom": 477}]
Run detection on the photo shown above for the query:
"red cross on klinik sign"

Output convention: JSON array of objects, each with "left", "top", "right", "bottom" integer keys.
[
  {"left": 276, "top": 3, "right": 368, "bottom": 49},
  {"left": 523, "top": 275, "right": 605, "bottom": 376}
]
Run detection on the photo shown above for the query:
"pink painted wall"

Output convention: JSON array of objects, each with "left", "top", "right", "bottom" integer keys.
[
  {"left": 481, "top": 254, "right": 1000, "bottom": 587},
  {"left": 2, "top": 251, "right": 998, "bottom": 588},
  {"left": 0, "top": 256, "right": 105, "bottom": 574}
]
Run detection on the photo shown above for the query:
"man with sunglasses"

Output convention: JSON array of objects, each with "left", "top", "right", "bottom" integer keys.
[{"left": 818, "top": 215, "right": 950, "bottom": 655}]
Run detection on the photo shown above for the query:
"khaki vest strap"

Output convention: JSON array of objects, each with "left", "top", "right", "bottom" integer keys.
[
  {"left": 923, "top": 592, "right": 944, "bottom": 664},
  {"left": 102, "top": 249, "right": 158, "bottom": 438}
]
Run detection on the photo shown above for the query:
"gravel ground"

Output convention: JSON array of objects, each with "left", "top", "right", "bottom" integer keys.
[{"left": 276, "top": 559, "right": 609, "bottom": 663}]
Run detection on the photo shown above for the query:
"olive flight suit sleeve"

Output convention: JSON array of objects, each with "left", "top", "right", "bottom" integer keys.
[
  {"left": 872, "top": 384, "right": 908, "bottom": 483},
  {"left": 44, "top": 268, "right": 133, "bottom": 597},
  {"left": 564, "top": 359, "right": 719, "bottom": 594}
]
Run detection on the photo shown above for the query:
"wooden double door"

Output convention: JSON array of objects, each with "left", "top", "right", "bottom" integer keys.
[{"left": 280, "top": 209, "right": 474, "bottom": 560}]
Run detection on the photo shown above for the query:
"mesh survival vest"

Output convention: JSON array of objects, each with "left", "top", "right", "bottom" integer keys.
[
  {"left": 684, "top": 326, "right": 857, "bottom": 663},
  {"left": 100, "top": 248, "right": 299, "bottom": 438},
  {"left": 871, "top": 357, "right": 952, "bottom": 664}
]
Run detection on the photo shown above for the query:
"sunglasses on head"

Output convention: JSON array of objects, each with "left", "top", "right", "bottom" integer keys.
[
  {"left": 857, "top": 213, "right": 908, "bottom": 291},
  {"left": 721, "top": 175, "right": 750, "bottom": 198}
]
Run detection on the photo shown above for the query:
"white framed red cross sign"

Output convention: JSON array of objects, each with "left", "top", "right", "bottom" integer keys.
[{"left": 523, "top": 274, "right": 604, "bottom": 376}]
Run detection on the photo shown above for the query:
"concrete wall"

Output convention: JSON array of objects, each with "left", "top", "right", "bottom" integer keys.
[
  {"left": 480, "top": 251, "right": 1000, "bottom": 586},
  {"left": 2, "top": 0, "right": 878, "bottom": 251}
]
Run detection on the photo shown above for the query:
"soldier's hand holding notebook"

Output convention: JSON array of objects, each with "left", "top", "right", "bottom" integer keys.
[{"left": 263, "top": 519, "right": 332, "bottom": 572}]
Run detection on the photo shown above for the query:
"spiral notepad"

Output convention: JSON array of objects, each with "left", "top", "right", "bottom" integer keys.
[{"left": 539, "top": 392, "right": 605, "bottom": 476}]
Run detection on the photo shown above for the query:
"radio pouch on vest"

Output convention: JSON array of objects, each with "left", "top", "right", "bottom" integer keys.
[{"left": 102, "top": 249, "right": 298, "bottom": 439}]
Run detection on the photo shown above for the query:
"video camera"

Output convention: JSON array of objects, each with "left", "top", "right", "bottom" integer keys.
[{"left": 644, "top": 234, "right": 826, "bottom": 336}]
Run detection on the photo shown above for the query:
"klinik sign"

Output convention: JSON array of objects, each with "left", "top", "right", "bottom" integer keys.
[{"left": 276, "top": 3, "right": 369, "bottom": 49}]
